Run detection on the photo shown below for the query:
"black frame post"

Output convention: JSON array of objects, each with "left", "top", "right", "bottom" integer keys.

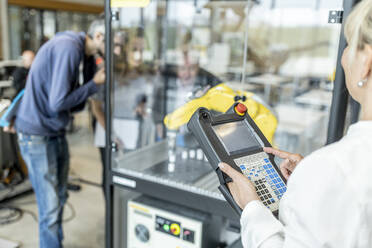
[
  {"left": 104, "top": 1, "right": 113, "bottom": 248},
  {"left": 350, "top": 97, "right": 361, "bottom": 124},
  {"left": 326, "top": 0, "right": 361, "bottom": 144}
]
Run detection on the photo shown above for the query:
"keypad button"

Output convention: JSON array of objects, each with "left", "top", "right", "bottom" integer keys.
[
  {"left": 264, "top": 159, "right": 269, "bottom": 163},
  {"left": 257, "top": 192, "right": 261, "bottom": 196},
  {"left": 279, "top": 189, "right": 283, "bottom": 193},
  {"left": 262, "top": 184, "right": 266, "bottom": 188},
  {"left": 274, "top": 190, "right": 279, "bottom": 195},
  {"left": 280, "top": 183, "right": 284, "bottom": 187},
  {"left": 258, "top": 185, "right": 262, "bottom": 190},
  {"left": 260, "top": 196, "right": 264, "bottom": 201},
  {"left": 271, "top": 199, "right": 275, "bottom": 203},
  {"left": 264, "top": 165, "right": 267, "bottom": 169},
  {"left": 268, "top": 194, "right": 272, "bottom": 198},
  {"left": 265, "top": 189, "right": 269, "bottom": 193},
  {"left": 276, "top": 184, "right": 281, "bottom": 188},
  {"left": 266, "top": 200, "right": 271, "bottom": 205},
  {"left": 264, "top": 195, "right": 268, "bottom": 200},
  {"left": 261, "top": 190, "right": 265, "bottom": 195},
  {"left": 272, "top": 179, "right": 277, "bottom": 183}
]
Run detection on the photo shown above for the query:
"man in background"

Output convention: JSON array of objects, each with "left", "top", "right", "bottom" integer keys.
[
  {"left": 12, "top": 50, "right": 35, "bottom": 96},
  {"left": 15, "top": 18, "right": 106, "bottom": 248}
]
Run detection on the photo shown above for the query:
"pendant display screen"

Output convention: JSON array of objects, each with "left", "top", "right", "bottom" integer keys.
[{"left": 212, "top": 120, "right": 261, "bottom": 155}]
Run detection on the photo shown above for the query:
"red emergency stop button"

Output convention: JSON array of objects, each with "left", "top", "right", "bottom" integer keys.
[{"left": 234, "top": 103, "right": 247, "bottom": 116}]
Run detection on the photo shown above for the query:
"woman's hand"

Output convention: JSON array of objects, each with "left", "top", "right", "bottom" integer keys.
[
  {"left": 263, "top": 147, "right": 303, "bottom": 180},
  {"left": 219, "top": 162, "right": 259, "bottom": 209}
]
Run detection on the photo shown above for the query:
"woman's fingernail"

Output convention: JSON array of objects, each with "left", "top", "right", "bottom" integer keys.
[{"left": 219, "top": 163, "right": 225, "bottom": 169}]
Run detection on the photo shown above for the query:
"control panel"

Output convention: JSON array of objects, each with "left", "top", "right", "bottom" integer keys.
[{"left": 127, "top": 197, "right": 204, "bottom": 248}]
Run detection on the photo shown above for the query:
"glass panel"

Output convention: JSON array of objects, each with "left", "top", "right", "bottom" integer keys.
[
  {"left": 8, "top": 7, "right": 43, "bottom": 56},
  {"left": 43, "top": 11, "right": 56, "bottom": 40},
  {"left": 110, "top": 0, "right": 343, "bottom": 180},
  {"left": 8, "top": 6, "right": 22, "bottom": 59},
  {"left": 56, "top": 11, "right": 72, "bottom": 31},
  {"left": 57, "top": 12, "right": 98, "bottom": 33},
  {"left": 23, "top": 9, "right": 42, "bottom": 52}
]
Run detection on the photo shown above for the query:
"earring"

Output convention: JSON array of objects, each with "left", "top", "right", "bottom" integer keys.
[{"left": 357, "top": 78, "right": 367, "bottom": 88}]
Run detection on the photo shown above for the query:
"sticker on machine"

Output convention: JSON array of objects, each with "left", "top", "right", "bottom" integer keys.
[
  {"left": 111, "top": 0, "right": 150, "bottom": 8},
  {"left": 113, "top": 176, "right": 136, "bottom": 188}
]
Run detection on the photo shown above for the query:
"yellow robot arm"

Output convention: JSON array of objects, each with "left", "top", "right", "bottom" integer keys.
[{"left": 163, "top": 83, "right": 278, "bottom": 143}]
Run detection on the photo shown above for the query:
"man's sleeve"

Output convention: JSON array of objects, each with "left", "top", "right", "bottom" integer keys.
[
  {"left": 12, "top": 68, "right": 25, "bottom": 93},
  {"left": 48, "top": 45, "right": 98, "bottom": 112}
]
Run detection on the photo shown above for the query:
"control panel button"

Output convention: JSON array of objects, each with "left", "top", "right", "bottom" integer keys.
[
  {"left": 163, "top": 224, "right": 170, "bottom": 232},
  {"left": 183, "top": 228, "right": 195, "bottom": 243},
  {"left": 135, "top": 224, "right": 150, "bottom": 243},
  {"left": 170, "top": 223, "right": 181, "bottom": 236},
  {"left": 155, "top": 216, "right": 181, "bottom": 238}
]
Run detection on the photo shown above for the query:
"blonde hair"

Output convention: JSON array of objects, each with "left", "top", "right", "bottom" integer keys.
[{"left": 344, "top": 0, "right": 372, "bottom": 62}]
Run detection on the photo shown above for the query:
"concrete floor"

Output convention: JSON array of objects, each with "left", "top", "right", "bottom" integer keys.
[{"left": 0, "top": 111, "right": 105, "bottom": 248}]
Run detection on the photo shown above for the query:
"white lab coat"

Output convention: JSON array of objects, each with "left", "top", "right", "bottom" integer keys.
[{"left": 241, "top": 121, "right": 372, "bottom": 248}]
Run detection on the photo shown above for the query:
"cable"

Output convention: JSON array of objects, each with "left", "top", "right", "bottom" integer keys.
[
  {"left": 22, "top": 208, "right": 38, "bottom": 222},
  {"left": 69, "top": 169, "right": 102, "bottom": 188},
  {"left": 0, "top": 205, "right": 23, "bottom": 225},
  {"left": 76, "top": 178, "right": 102, "bottom": 188},
  {"left": 0, "top": 185, "right": 16, "bottom": 201},
  {"left": 0, "top": 200, "right": 76, "bottom": 225},
  {"left": 63, "top": 202, "right": 76, "bottom": 223},
  {"left": 9, "top": 199, "right": 36, "bottom": 206}
]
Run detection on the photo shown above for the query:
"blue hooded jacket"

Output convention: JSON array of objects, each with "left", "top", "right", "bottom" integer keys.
[{"left": 16, "top": 31, "right": 98, "bottom": 136}]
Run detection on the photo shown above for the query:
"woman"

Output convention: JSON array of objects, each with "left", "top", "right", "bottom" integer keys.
[{"left": 219, "top": 1, "right": 372, "bottom": 247}]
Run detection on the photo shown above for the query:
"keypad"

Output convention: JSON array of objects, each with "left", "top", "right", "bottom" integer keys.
[{"left": 234, "top": 152, "right": 287, "bottom": 212}]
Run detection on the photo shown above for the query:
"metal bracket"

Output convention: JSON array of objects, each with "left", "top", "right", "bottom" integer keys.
[
  {"left": 111, "top": 10, "right": 119, "bottom": 21},
  {"left": 328, "top": 10, "right": 343, "bottom": 24},
  {"left": 111, "top": 142, "right": 118, "bottom": 152}
]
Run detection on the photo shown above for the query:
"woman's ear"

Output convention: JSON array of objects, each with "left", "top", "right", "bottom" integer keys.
[{"left": 361, "top": 44, "right": 372, "bottom": 79}]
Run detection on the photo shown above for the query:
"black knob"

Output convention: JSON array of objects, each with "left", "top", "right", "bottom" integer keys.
[{"left": 135, "top": 224, "right": 150, "bottom": 243}]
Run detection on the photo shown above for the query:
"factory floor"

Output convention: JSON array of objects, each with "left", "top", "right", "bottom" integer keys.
[{"left": 0, "top": 111, "right": 105, "bottom": 248}]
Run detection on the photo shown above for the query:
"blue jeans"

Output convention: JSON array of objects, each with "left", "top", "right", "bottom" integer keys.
[{"left": 18, "top": 133, "right": 69, "bottom": 248}]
